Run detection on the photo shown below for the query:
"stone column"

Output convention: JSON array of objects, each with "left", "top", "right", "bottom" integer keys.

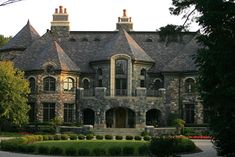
[
  {"left": 135, "top": 110, "right": 146, "bottom": 128},
  {"left": 95, "top": 87, "right": 106, "bottom": 99}
]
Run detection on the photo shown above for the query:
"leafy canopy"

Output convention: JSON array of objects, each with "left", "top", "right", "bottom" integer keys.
[
  {"left": 170, "top": 0, "right": 235, "bottom": 156},
  {"left": 0, "top": 61, "right": 30, "bottom": 128},
  {"left": 0, "top": 34, "right": 12, "bottom": 48}
]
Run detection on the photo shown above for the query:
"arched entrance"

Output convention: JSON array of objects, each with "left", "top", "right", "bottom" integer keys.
[
  {"left": 83, "top": 108, "right": 95, "bottom": 125},
  {"left": 106, "top": 107, "right": 135, "bottom": 128},
  {"left": 146, "top": 109, "right": 161, "bottom": 127}
]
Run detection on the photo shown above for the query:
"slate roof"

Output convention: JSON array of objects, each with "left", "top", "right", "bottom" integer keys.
[
  {"left": 7, "top": 22, "right": 200, "bottom": 73},
  {"left": 0, "top": 21, "right": 40, "bottom": 52},
  {"left": 92, "top": 28, "right": 154, "bottom": 63},
  {"left": 14, "top": 33, "right": 80, "bottom": 72}
]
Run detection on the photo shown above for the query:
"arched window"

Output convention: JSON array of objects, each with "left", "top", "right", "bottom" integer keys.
[
  {"left": 29, "top": 77, "right": 36, "bottom": 92},
  {"left": 64, "top": 77, "right": 75, "bottom": 91},
  {"left": 97, "top": 68, "right": 103, "bottom": 87},
  {"left": 140, "top": 69, "right": 146, "bottom": 87},
  {"left": 43, "top": 77, "right": 56, "bottom": 91},
  {"left": 83, "top": 79, "right": 90, "bottom": 89},
  {"left": 185, "top": 78, "right": 195, "bottom": 93},
  {"left": 115, "top": 59, "right": 128, "bottom": 95}
]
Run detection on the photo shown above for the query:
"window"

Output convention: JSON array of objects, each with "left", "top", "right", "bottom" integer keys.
[
  {"left": 46, "top": 65, "right": 54, "bottom": 74},
  {"left": 115, "top": 59, "right": 128, "bottom": 75},
  {"left": 83, "top": 79, "right": 90, "bottom": 89},
  {"left": 185, "top": 104, "right": 195, "bottom": 123},
  {"left": 97, "top": 68, "right": 103, "bottom": 87},
  {"left": 140, "top": 69, "right": 146, "bottom": 87},
  {"left": 43, "top": 103, "right": 55, "bottom": 122},
  {"left": 64, "top": 103, "right": 75, "bottom": 123},
  {"left": 64, "top": 77, "right": 75, "bottom": 91},
  {"left": 43, "top": 77, "right": 56, "bottom": 91},
  {"left": 185, "top": 78, "right": 195, "bottom": 93},
  {"left": 115, "top": 59, "right": 128, "bottom": 96},
  {"left": 29, "top": 77, "right": 36, "bottom": 92},
  {"left": 28, "top": 103, "right": 35, "bottom": 122}
]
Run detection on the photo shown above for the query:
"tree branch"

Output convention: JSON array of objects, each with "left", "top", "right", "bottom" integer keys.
[
  {"left": 182, "top": 8, "right": 196, "bottom": 27},
  {"left": 0, "top": 0, "right": 24, "bottom": 6}
]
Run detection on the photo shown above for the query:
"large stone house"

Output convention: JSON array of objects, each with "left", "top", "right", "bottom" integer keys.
[{"left": 0, "top": 6, "right": 204, "bottom": 128}]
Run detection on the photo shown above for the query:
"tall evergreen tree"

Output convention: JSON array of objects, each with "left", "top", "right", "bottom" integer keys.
[
  {"left": 170, "top": 0, "right": 235, "bottom": 156},
  {"left": 0, "top": 61, "right": 30, "bottom": 130}
]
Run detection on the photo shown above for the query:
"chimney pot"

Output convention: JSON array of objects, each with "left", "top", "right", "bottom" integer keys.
[
  {"left": 64, "top": 8, "right": 67, "bottom": 13},
  {"left": 59, "top": 6, "right": 63, "bottom": 13},
  {"left": 123, "top": 9, "right": 126, "bottom": 16},
  {"left": 55, "top": 8, "right": 58, "bottom": 13}
]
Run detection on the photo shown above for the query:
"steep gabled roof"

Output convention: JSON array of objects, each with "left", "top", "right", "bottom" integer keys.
[
  {"left": 0, "top": 20, "right": 40, "bottom": 52},
  {"left": 14, "top": 33, "right": 80, "bottom": 72},
  {"left": 92, "top": 28, "right": 154, "bottom": 63},
  {"left": 162, "top": 35, "right": 199, "bottom": 72}
]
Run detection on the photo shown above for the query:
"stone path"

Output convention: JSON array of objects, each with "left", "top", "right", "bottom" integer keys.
[{"left": 181, "top": 140, "right": 220, "bottom": 157}]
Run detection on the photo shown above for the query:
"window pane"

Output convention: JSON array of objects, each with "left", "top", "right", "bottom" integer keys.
[
  {"left": 64, "top": 104, "right": 75, "bottom": 123},
  {"left": 115, "top": 59, "right": 127, "bottom": 75},
  {"left": 43, "top": 103, "right": 55, "bottom": 122},
  {"left": 29, "top": 78, "right": 36, "bottom": 92}
]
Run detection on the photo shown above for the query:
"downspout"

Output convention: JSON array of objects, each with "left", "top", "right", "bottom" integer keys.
[{"left": 178, "top": 74, "right": 182, "bottom": 119}]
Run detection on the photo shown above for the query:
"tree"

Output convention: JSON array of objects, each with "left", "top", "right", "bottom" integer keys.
[
  {"left": 170, "top": 0, "right": 235, "bottom": 156},
  {"left": 0, "top": 61, "right": 30, "bottom": 131},
  {"left": 0, "top": 34, "right": 11, "bottom": 48},
  {"left": 0, "top": 0, "right": 24, "bottom": 6}
]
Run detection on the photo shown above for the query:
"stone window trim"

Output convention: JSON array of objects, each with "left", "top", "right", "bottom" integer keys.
[
  {"left": 153, "top": 78, "right": 163, "bottom": 83},
  {"left": 63, "top": 77, "right": 75, "bottom": 92},
  {"left": 43, "top": 76, "right": 57, "bottom": 92},
  {"left": 82, "top": 78, "right": 91, "bottom": 89},
  {"left": 184, "top": 77, "right": 196, "bottom": 93},
  {"left": 64, "top": 103, "right": 75, "bottom": 123}
]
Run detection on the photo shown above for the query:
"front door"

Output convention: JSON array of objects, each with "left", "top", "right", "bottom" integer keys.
[{"left": 115, "top": 108, "right": 126, "bottom": 128}]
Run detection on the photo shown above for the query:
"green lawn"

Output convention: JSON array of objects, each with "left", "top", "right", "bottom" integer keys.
[{"left": 33, "top": 140, "right": 147, "bottom": 149}]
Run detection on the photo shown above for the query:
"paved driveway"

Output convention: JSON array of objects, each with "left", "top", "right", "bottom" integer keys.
[{"left": 0, "top": 139, "right": 220, "bottom": 157}]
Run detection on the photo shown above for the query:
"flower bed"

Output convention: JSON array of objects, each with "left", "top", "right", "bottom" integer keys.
[{"left": 187, "top": 135, "right": 212, "bottom": 140}]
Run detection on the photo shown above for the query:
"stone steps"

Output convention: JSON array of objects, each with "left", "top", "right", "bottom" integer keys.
[{"left": 93, "top": 128, "right": 144, "bottom": 135}]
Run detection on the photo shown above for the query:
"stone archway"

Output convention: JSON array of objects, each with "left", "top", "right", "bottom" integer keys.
[
  {"left": 106, "top": 107, "right": 135, "bottom": 128},
  {"left": 83, "top": 108, "right": 95, "bottom": 125},
  {"left": 146, "top": 109, "right": 161, "bottom": 127}
]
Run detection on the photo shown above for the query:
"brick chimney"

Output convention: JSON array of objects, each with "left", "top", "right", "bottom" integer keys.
[
  {"left": 116, "top": 9, "right": 133, "bottom": 31},
  {"left": 51, "top": 6, "right": 70, "bottom": 36}
]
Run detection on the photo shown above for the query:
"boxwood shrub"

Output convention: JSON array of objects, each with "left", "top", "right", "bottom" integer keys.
[
  {"left": 65, "top": 147, "right": 77, "bottom": 156},
  {"left": 69, "top": 134, "right": 77, "bottom": 140},
  {"left": 115, "top": 135, "right": 123, "bottom": 140},
  {"left": 134, "top": 135, "right": 142, "bottom": 140},
  {"left": 96, "top": 135, "right": 103, "bottom": 140},
  {"left": 42, "top": 135, "right": 49, "bottom": 141},
  {"left": 105, "top": 134, "right": 113, "bottom": 140},
  {"left": 86, "top": 134, "right": 94, "bottom": 140},
  {"left": 77, "top": 134, "right": 85, "bottom": 140},
  {"left": 54, "top": 135, "right": 61, "bottom": 140},
  {"left": 143, "top": 135, "right": 151, "bottom": 141},
  {"left": 48, "top": 135, "right": 54, "bottom": 140},
  {"left": 50, "top": 146, "right": 63, "bottom": 155},
  {"left": 78, "top": 148, "right": 90, "bottom": 156},
  {"left": 108, "top": 146, "right": 122, "bottom": 156},
  {"left": 126, "top": 135, "right": 134, "bottom": 140},
  {"left": 92, "top": 148, "right": 106, "bottom": 156},
  {"left": 61, "top": 134, "right": 69, "bottom": 140},
  {"left": 123, "top": 146, "right": 135, "bottom": 156},
  {"left": 38, "top": 146, "right": 49, "bottom": 154}
]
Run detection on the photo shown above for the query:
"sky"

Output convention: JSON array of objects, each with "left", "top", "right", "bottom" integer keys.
[{"left": 0, "top": 0, "right": 199, "bottom": 37}]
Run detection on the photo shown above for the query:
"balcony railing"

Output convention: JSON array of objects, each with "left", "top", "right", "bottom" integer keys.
[{"left": 82, "top": 88, "right": 162, "bottom": 97}]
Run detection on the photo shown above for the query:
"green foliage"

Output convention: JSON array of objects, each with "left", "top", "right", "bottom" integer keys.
[
  {"left": 105, "top": 134, "right": 113, "bottom": 140},
  {"left": 54, "top": 134, "right": 61, "bottom": 140},
  {"left": 50, "top": 146, "right": 63, "bottom": 155},
  {"left": 0, "top": 61, "right": 30, "bottom": 130},
  {"left": 0, "top": 34, "right": 11, "bottom": 48},
  {"left": 92, "top": 148, "right": 106, "bottom": 156},
  {"left": 78, "top": 148, "right": 90, "bottom": 156},
  {"left": 69, "top": 134, "right": 77, "bottom": 140},
  {"left": 170, "top": 0, "right": 235, "bottom": 156},
  {"left": 174, "top": 138, "right": 196, "bottom": 153},
  {"left": 42, "top": 135, "right": 49, "bottom": 141},
  {"left": 61, "top": 134, "right": 69, "bottom": 140},
  {"left": 143, "top": 135, "right": 151, "bottom": 141},
  {"left": 134, "top": 135, "right": 142, "bottom": 140},
  {"left": 126, "top": 135, "right": 134, "bottom": 140},
  {"left": 115, "top": 135, "right": 123, "bottom": 140},
  {"left": 123, "top": 146, "right": 135, "bottom": 156},
  {"left": 86, "top": 134, "right": 94, "bottom": 140},
  {"left": 108, "top": 146, "right": 122, "bottom": 156},
  {"left": 38, "top": 146, "right": 49, "bottom": 154},
  {"left": 48, "top": 135, "right": 54, "bottom": 140},
  {"left": 138, "top": 144, "right": 149, "bottom": 156},
  {"left": 141, "top": 131, "right": 151, "bottom": 136},
  {"left": 95, "top": 135, "right": 103, "bottom": 140},
  {"left": 77, "top": 134, "right": 85, "bottom": 140},
  {"left": 65, "top": 147, "right": 77, "bottom": 156}
]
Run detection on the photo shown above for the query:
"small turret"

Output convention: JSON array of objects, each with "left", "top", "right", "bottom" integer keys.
[
  {"left": 116, "top": 9, "right": 133, "bottom": 31},
  {"left": 51, "top": 6, "right": 70, "bottom": 36}
]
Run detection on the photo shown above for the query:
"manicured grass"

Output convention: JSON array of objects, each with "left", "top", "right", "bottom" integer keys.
[{"left": 33, "top": 140, "right": 148, "bottom": 155}]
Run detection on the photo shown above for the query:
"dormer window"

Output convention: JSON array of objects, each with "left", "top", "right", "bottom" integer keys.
[{"left": 46, "top": 65, "right": 54, "bottom": 74}]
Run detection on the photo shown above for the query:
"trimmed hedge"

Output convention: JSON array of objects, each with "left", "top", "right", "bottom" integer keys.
[
  {"left": 93, "top": 148, "right": 107, "bottom": 156},
  {"left": 143, "top": 135, "right": 151, "bottom": 141},
  {"left": 69, "top": 134, "right": 77, "bottom": 140},
  {"left": 115, "top": 135, "right": 123, "bottom": 140},
  {"left": 123, "top": 146, "right": 135, "bottom": 156},
  {"left": 38, "top": 146, "right": 49, "bottom": 154},
  {"left": 65, "top": 147, "right": 77, "bottom": 156},
  {"left": 78, "top": 134, "right": 85, "bottom": 140},
  {"left": 138, "top": 144, "right": 149, "bottom": 156},
  {"left": 61, "top": 134, "right": 69, "bottom": 140},
  {"left": 86, "top": 134, "right": 94, "bottom": 140},
  {"left": 105, "top": 135, "right": 113, "bottom": 140},
  {"left": 96, "top": 135, "right": 104, "bottom": 140},
  {"left": 126, "top": 135, "right": 134, "bottom": 140},
  {"left": 78, "top": 148, "right": 90, "bottom": 156},
  {"left": 134, "top": 135, "right": 142, "bottom": 140},
  {"left": 50, "top": 146, "right": 63, "bottom": 155},
  {"left": 108, "top": 146, "right": 122, "bottom": 156}
]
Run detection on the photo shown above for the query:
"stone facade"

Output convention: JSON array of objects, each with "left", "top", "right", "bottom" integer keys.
[{"left": 0, "top": 6, "right": 204, "bottom": 128}]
